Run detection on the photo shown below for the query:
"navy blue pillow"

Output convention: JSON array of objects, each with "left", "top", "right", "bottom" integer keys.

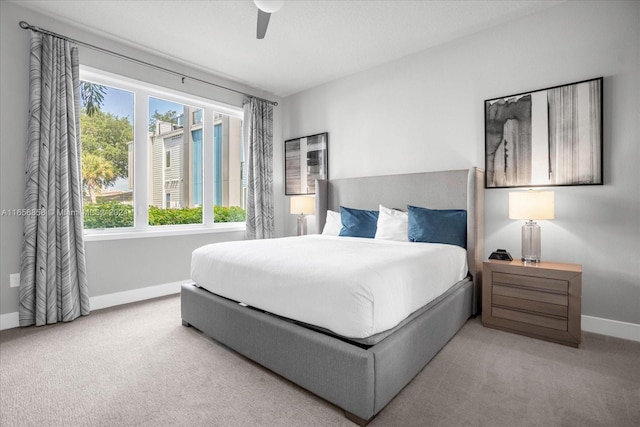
[
  {"left": 339, "top": 206, "right": 379, "bottom": 238},
  {"left": 407, "top": 205, "right": 467, "bottom": 248}
]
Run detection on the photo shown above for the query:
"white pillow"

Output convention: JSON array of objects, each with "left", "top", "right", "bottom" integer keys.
[
  {"left": 321, "top": 210, "right": 342, "bottom": 236},
  {"left": 374, "top": 204, "right": 408, "bottom": 241}
]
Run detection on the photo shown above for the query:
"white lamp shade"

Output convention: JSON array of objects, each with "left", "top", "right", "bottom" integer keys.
[
  {"left": 254, "top": 0, "right": 284, "bottom": 13},
  {"left": 290, "top": 196, "right": 315, "bottom": 215},
  {"left": 509, "top": 191, "right": 555, "bottom": 220}
]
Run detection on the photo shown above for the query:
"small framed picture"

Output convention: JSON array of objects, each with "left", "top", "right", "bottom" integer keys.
[{"left": 285, "top": 132, "right": 328, "bottom": 195}]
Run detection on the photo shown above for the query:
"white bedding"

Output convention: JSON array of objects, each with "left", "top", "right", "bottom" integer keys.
[{"left": 191, "top": 235, "right": 468, "bottom": 339}]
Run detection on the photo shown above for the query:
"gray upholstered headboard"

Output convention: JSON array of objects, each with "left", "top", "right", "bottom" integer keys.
[{"left": 314, "top": 167, "right": 484, "bottom": 314}]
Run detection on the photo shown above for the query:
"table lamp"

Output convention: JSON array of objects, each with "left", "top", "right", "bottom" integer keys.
[
  {"left": 509, "top": 190, "right": 555, "bottom": 263},
  {"left": 290, "top": 196, "right": 314, "bottom": 236}
]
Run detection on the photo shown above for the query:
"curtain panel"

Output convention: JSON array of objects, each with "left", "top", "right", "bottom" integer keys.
[
  {"left": 20, "top": 32, "right": 90, "bottom": 326},
  {"left": 243, "top": 98, "right": 275, "bottom": 239}
]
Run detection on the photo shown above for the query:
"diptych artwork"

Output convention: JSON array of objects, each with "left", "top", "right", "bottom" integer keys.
[{"left": 485, "top": 78, "right": 602, "bottom": 188}]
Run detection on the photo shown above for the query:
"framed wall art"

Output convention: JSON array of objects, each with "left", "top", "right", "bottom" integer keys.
[
  {"left": 484, "top": 77, "right": 603, "bottom": 188},
  {"left": 285, "top": 132, "right": 328, "bottom": 195}
]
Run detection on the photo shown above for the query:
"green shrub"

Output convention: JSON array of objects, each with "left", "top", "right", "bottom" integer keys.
[
  {"left": 214, "top": 205, "right": 246, "bottom": 222},
  {"left": 148, "top": 205, "right": 202, "bottom": 226},
  {"left": 83, "top": 201, "right": 133, "bottom": 229}
]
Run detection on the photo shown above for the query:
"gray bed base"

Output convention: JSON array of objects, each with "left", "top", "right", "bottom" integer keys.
[
  {"left": 181, "top": 280, "right": 472, "bottom": 424},
  {"left": 181, "top": 168, "right": 484, "bottom": 425}
]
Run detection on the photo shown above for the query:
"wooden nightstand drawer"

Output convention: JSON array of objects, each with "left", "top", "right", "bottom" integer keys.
[
  {"left": 493, "top": 272, "right": 568, "bottom": 293},
  {"left": 492, "top": 294, "right": 568, "bottom": 317},
  {"left": 493, "top": 284, "right": 568, "bottom": 306},
  {"left": 492, "top": 307, "right": 567, "bottom": 331},
  {"left": 482, "top": 260, "right": 582, "bottom": 347}
]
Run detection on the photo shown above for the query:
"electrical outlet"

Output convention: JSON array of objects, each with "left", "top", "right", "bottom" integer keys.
[{"left": 10, "top": 273, "right": 20, "bottom": 288}]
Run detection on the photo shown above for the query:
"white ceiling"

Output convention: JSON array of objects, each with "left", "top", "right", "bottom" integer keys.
[{"left": 15, "top": 0, "right": 563, "bottom": 98}]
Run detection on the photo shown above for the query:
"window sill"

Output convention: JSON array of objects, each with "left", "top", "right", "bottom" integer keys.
[{"left": 83, "top": 223, "right": 246, "bottom": 242}]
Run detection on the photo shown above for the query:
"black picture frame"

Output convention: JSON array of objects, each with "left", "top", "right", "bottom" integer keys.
[
  {"left": 284, "top": 132, "right": 328, "bottom": 195},
  {"left": 484, "top": 77, "right": 603, "bottom": 189}
]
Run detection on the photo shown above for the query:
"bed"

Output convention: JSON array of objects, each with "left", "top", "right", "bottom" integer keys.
[{"left": 181, "top": 167, "right": 484, "bottom": 425}]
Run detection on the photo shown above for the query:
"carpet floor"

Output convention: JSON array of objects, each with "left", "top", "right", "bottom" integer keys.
[{"left": 1, "top": 294, "right": 638, "bottom": 427}]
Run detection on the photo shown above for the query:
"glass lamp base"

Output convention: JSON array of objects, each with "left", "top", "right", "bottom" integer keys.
[
  {"left": 521, "top": 220, "right": 541, "bottom": 263},
  {"left": 297, "top": 214, "right": 307, "bottom": 236}
]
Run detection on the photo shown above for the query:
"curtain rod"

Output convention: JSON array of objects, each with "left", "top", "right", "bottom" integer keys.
[{"left": 19, "top": 20, "right": 278, "bottom": 107}]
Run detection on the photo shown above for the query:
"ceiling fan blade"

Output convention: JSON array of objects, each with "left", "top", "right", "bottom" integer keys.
[{"left": 257, "top": 9, "right": 271, "bottom": 39}]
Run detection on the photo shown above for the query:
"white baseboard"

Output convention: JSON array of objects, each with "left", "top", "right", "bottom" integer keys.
[
  {"left": 89, "top": 280, "right": 186, "bottom": 311},
  {"left": 581, "top": 315, "right": 640, "bottom": 342},
  {"left": 0, "top": 312, "right": 19, "bottom": 331},
  {"left": 0, "top": 280, "right": 187, "bottom": 331}
]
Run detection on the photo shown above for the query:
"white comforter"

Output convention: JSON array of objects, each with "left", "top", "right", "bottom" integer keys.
[{"left": 191, "top": 235, "right": 468, "bottom": 339}]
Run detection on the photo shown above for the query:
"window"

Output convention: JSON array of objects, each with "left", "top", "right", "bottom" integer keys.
[
  {"left": 79, "top": 81, "right": 134, "bottom": 229},
  {"left": 149, "top": 97, "right": 203, "bottom": 225},
  {"left": 79, "top": 68, "right": 246, "bottom": 235}
]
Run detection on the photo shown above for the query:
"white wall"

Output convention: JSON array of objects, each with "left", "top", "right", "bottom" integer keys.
[
  {"left": 0, "top": 1, "right": 283, "bottom": 318},
  {"left": 282, "top": 1, "right": 640, "bottom": 329}
]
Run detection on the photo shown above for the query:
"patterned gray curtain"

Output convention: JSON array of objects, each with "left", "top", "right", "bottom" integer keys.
[
  {"left": 243, "top": 97, "right": 274, "bottom": 239},
  {"left": 20, "top": 32, "right": 90, "bottom": 326}
]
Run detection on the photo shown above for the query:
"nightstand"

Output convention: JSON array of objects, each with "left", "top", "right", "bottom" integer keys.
[{"left": 482, "top": 259, "right": 582, "bottom": 347}]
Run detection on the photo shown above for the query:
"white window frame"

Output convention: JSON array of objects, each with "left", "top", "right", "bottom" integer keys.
[{"left": 80, "top": 66, "right": 245, "bottom": 241}]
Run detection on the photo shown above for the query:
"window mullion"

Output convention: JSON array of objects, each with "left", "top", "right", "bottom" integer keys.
[
  {"left": 133, "top": 90, "right": 150, "bottom": 230},
  {"left": 202, "top": 107, "right": 215, "bottom": 226}
]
